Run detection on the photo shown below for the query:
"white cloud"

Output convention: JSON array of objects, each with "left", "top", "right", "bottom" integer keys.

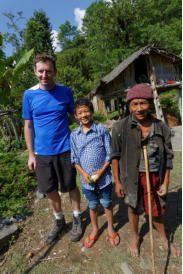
[
  {"left": 74, "top": 8, "right": 86, "bottom": 30},
  {"left": 104, "top": 0, "right": 114, "bottom": 4},
  {"left": 51, "top": 30, "right": 61, "bottom": 53}
]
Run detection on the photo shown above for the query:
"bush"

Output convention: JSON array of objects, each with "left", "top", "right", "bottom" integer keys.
[
  {"left": 0, "top": 136, "right": 26, "bottom": 153},
  {"left": 93, "top": 112, "right": 107, "bottom": 123},
  {"left": 0, "top": 151, "right": 37, "bottom": 217},
  {"left": 159, "top": 90, "right": 180, "bottom": 120},
  {"left": 69, "top": 123, "right": 79, "bottom": 131},
  {"left": 108, "top": 111, "right": 119, "bottom": 120},
  {"left": 0, "top": 139, "right": 9, "bottom": 153}
]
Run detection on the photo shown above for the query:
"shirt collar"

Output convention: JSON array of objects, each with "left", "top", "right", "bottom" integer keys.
[
  {"left": 130, "top": 113, "right": 153, "bottom": 128},
  {"left": 78, "top": 121, "right": 97, "bottom": 134}
]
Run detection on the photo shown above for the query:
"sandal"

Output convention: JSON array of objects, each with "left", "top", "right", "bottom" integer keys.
[
  {"left": 108, "top": 233, "right": 120, "bottom": 246},
  {"left": 84, "top": 234, "right": 98, "bottom": 248}
]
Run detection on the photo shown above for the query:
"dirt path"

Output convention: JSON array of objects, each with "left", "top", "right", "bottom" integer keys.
[{"left": 0, "top": 181, "right": 181, "bottom": 274}]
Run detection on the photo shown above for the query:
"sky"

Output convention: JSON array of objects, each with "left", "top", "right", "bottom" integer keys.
[{"left": 0, "top": 0, "right": 106, "bottom": 56}]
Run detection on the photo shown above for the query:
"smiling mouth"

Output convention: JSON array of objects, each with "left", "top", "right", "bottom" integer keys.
[{"left": 82, "top": 118, "right": 89, "bottom": 121}]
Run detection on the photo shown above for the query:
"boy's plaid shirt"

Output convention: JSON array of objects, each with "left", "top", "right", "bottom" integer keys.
[{"left": 70, "top": 122, "right": 112, "bottom": 190}]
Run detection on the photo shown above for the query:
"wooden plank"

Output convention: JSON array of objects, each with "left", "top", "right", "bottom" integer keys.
[
  {"left": 177, "top": 88, "right": 182, "bottom": 121},
  {"left": 147, "top": 55, "right": 165, "bottom": 122}
]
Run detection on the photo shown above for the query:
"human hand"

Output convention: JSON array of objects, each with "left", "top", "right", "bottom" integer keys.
[
  {"left": 82, "top": 172, "right": 91, "bottom": 184},
  {"left": 115, "top": 183, "right": 125, "bottom": 198},
  {"left": 28, "top": 155, "right": 36, "bottom": 170},
  {"left": 91, "top": 170, "right": 102, "bottom": 182},
  {"left": 157, "top": 184, "right": 168, "bottom": 197}
]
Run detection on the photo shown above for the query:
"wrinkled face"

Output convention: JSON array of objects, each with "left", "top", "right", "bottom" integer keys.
[
  {"left": 75, "top": 105, "right": 93, "bottom": 126},
  {"left": 129, "top": 98, "right": 150, "bottom": 122},
  {"left": 34, "top": 61, "right": 57, "bottom": 89}
]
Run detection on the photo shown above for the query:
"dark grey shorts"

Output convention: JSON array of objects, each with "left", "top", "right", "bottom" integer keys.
[{"left": 36, "top": 151, "right": 76, "bottom": 194}]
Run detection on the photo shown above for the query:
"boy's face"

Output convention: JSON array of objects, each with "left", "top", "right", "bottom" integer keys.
[
  {"left": 129, "top": 98, "right": 150, "bottom": 122},
  {"left": 75, "top": 105, "right": 93, "bottom": 126}
]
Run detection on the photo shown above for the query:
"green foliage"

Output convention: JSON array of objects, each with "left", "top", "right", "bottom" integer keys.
[
  {"left": 0, "top": 48, "right": 34, "bottom": 105},
  {"left": 58, "top": 20, "right": 78, "bottom": 50},
  {"left": 159, "top": 90, "right": 180, "bottom": 119},
  {"left": 24, "top": 10, "right": 54, "bottom": 55},
  {"left": 0, "top": 136, "right": 26, "bottom": 153},
  {"left": 56, "top": 47, "right": 94, "bottom": 99},
  {"left": 69, "top": 123, "right": 79, "bottom": 131},
  {"left": 81, "top": 0, "right": 182, "bottom": 82},
  {"left": 12, "top": 48, "right": 34, "bottom": 80},
  {"left": 93, "top": 112, "right": 107, "bottom": 123},
  {"left": 0, "top": 151, "right": 37, "bottom": 217},
  {"left": 108, "top": 111, "right": 119, "bottom": 120},
  {"left": 3, "top": 11, "right": 25, "bottom": 51}
]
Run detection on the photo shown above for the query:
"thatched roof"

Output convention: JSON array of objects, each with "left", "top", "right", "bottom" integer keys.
[{"left": 90, "top": 44, "right": 181, "bottom": 95}]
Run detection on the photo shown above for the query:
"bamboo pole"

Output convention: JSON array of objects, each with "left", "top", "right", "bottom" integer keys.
[{"left": 143, "top": 146, "right": 156, "bottom": 274}]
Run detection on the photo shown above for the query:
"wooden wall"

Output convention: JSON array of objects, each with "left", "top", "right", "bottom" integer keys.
[{"left": 150, "top": 53, "right": 178, "bottom": 83}]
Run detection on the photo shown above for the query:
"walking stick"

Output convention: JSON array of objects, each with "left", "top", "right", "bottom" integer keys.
[{"left": 143, "top": 146, "right": 156, "bottom": 274}]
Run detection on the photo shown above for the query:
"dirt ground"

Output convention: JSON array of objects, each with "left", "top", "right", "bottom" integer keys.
[{"left": 0, "top": 154, "right": 182, "bottom": 274}]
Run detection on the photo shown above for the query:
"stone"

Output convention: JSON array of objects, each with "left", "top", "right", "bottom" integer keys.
[
  {"left": 0, "top": 224, "right": 18, "bottom": 250},
  {"left": 139, "top": 257, "right": 152, "bottom": 270},
  {"left": 120, "top": 262, "right": 133, "bottom": 274}
]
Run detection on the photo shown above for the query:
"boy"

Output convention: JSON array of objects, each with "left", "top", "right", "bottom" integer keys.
[
  {"left": 70, "top": 98, "right": 119, "bottom": 247},
  {"left": 111, "top": 83, "right": 180, "bottom": 257}
]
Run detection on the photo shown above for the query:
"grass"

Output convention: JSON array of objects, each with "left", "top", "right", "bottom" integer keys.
[{"left": 169, "top": 151, "right": 182, "bottom": 190}]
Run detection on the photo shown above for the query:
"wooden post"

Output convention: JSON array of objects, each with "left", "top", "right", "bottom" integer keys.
[
  {"left": 177, "top": 88, "right": 182, "bottom": 121},
  {"left": 9, "top": 112, "right": 19, "bottom": 143},
  {"left": 147, "top": 55, "right": 165, "bottom": 122},
  {"left": 111, "top": 99, "right": 115, "bottom": 112},
  {"left": 116, "top": 97, "right": 121, "bottom": 117}
]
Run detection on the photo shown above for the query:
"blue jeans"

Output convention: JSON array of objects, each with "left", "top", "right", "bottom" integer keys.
[{"left": 82, "top": 183, "right": 112, "bottom": 209}]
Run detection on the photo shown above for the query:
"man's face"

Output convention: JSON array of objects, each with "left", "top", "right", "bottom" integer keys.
[
  {"left": 129, "top": 98, "right": 150, "bottom": 122},
  {"left": 34, "top": 61, "right": 57, "bottom": 89},
  {"left": 75, "top": 105, "right": 93, "bottom": 127}
]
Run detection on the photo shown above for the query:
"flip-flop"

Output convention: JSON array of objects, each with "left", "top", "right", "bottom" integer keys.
[
  {"left": 108, "top": 233, "right": 120, "bottom": 246},
  {"left": 84, "top": 234, "right": 98, "bottom": 248}
]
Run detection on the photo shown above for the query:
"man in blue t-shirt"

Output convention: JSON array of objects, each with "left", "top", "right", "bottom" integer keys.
[{"left": 22, "top": 54, "right": 82, "bottom": 244}]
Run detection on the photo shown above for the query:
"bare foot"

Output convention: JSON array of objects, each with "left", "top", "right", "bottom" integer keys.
[
  {"left": 128, "top": 235, "right": 140, "bottom": 257},
  {"left": 160, "top": 237, "right": 180, "bottom": 257},
  {"left": 169, "top": 243, "right": 180, "bottom": 257}
]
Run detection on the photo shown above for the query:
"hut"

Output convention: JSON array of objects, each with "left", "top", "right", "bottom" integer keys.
[{"left": 88, "top": 44, "right": 182, "bottom": 122}]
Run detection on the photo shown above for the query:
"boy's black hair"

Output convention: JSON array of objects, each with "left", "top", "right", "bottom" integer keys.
[{"left": 74, "top": 98, "right": 94, "bottom": 113}]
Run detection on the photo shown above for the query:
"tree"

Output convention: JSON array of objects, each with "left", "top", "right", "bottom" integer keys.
[
  {"left": 58, "top": 21, "right": 78, "bottom": 50},
  {"left": 3, "top": 11, "right": 25, "bottom": 52},
  {"left": 24, "top": 10, "right": 54, "bottom": 55},
  {"left": 56, "top": 47, "right": 93, "bottom": 99}
]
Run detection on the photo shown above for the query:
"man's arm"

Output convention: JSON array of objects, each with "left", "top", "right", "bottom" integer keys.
[
  {"left": 111, "top": 122, "right": 124, "bottom": 198},
  {"left": 157, "top": 168, "right": 170, "bottom": 196},
  {"left": 24, "top": 119, "right": 36, "bottom": 170},
  {"left": 112, "top": 158, "right": 125, "bottom": 198}
]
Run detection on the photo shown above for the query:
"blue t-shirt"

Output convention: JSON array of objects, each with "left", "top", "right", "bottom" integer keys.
[{"left": 22, "top": 83, "right": 74, "bottom": 155}]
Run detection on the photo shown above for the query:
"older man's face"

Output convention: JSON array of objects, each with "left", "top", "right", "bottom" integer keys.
[{"left": 129, "top": 98, "right": 150, "bottom": 122}]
